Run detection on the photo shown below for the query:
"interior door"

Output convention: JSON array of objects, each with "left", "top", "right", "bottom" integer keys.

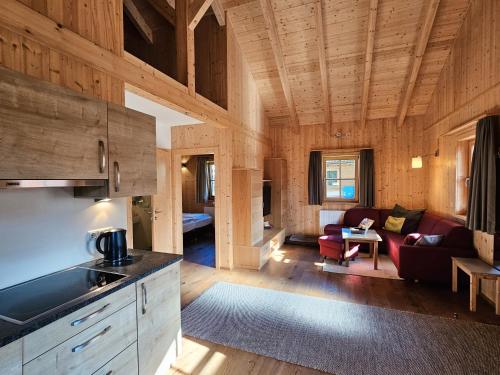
[
  {"left": 107, "top": 103, "right": 157, "bottom": 197},
  {"left": 0, "top": 66, "right": 108, "bottom": 180},
  {"left": 152, "top": 149, "right": 173, "bottom": 252}
]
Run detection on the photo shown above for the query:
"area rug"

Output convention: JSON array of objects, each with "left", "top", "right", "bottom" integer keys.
[
  {"left": 181, "top": 282, "right": 500, "bottom": 375},
  {"left": 322, "top": 254, "right": 402, "bottom": 280}
]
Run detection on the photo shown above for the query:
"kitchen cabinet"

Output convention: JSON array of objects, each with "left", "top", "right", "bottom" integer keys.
[
  {"left": 0, "top": 340, "right": 21, "bottom": 375},
  {"left": 107, "top": 103, "right": 157, "bottom": 198},
  {"left": 136, "top": 262, "right": 181, "bottom": 375},
  {"left": 0, "top": 66, "right": 108, "bottom": 180},
  {"left": 23, "top": 302, "right": 137, "bottom": 375}
]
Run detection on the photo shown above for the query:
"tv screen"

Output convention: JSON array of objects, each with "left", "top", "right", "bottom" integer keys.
[{"left": 263, "top": 183, "right": 271, "bottom": 216}]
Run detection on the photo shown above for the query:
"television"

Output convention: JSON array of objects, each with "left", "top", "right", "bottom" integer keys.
[{"left": 263, "top": 182, "right": 271, "bottom": 216}]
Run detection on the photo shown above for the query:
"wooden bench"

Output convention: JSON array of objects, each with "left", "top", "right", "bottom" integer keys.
[{"left": 452, "top": 257, "right": 500, "bottom": 315}]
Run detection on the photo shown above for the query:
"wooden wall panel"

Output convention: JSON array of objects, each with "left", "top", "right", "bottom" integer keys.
[
  {"left": 271, "top": 117, "right": 424, "bottom": 235},
  {"left": 195, "top": 14, "right": 227, "bottom": 109},
  {"left": 0, "top": 7, "right": 124, "bottom": 105},
  {"left": 422, "top": 0, "right": 499, "bottom": 300},
  {"left": 17, "top": 0, "right": 124, "bottom": 55}
]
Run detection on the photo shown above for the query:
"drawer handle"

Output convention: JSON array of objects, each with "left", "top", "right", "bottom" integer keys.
[
  {"left": 71, "top": 325, "right": 111, "bottom": 353},
  {"left": 141, "top": 283, "right": 147, "bottom": 315},
  {"left": 98, "top": 140, "right": 106, "bottom": 173},
  {"left": 106, "top": 371, "right": 113, "bottom": 375},
  {"left": 70, "top": 303, "right": 110, "bottom": 327}
]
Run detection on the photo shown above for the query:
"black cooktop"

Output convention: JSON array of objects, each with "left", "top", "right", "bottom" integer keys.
[{"left": 0, "top": 267, "right": 125, "bottom": 325}]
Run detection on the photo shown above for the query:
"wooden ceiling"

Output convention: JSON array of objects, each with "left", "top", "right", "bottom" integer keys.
[{"left": 222, "top": 0, "right": 471, "bottom": 127}]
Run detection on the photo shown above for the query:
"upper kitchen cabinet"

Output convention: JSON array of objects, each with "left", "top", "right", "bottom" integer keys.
[
  {"left": 0, "top": 66, "right": 108, "bottom": 180},
  {"left": 107, "top": 103, "right": 157, "bottom": 198}
]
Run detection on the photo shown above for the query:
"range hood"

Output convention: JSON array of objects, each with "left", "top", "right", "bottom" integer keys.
[{"left": 0, "top": 180, "right": 106, "bottom": 189}]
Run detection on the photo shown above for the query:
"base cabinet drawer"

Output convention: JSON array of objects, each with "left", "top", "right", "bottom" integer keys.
[
  {"left": 23, "top": 303, "right": 137, "bottom": 375},
  {"left": 93, "top": 343, "right": 138, "bottom": 375},
  {"left": 23, "top": 283, "right": 136, "bottom": 363}
]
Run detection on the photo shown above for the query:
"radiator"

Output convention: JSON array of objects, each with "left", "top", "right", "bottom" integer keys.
[{"left": 319, "top": 210, "right": 345, "bottom": 234}]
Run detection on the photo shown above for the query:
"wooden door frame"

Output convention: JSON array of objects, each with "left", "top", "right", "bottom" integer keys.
[{"left": 172, "top": 146, "right": 221, "bottom": 269}]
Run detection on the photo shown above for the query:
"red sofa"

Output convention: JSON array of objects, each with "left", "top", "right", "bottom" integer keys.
[{"left": 324, "top": 208, "right": 476, "bottom": 283}]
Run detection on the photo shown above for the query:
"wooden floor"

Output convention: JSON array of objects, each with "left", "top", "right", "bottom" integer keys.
[{"left": 168, "top": 244, "right": 500, "bottom": 375}]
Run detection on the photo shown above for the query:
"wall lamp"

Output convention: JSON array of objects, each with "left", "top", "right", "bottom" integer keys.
[{"left": 411, "top": 156, "right": 423, "bottom": 169}]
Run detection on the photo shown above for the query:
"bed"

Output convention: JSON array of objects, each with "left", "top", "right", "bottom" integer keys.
[{"left": 183, "top": 213, "right": 213, "bottom": 233}]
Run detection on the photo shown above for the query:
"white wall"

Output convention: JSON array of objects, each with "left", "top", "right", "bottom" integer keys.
[
  {"left": 125, "top": 90, "right": 203, "bottom": 149},
  {"left": 0, "top": 188, "right": 127, "bottom": 289}
]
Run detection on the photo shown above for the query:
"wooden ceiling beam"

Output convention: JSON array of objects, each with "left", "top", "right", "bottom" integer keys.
[
  {"left": 124, "top": 0, "right": 154, "bottom": 44},
  {"left": 189, "top": 0, "right": 214, "bottom": 30},
  {"left": 221, "top": 0, "right": 254, "bottom": 9},
  {"left": 211, "top": 0, "right": 226, "bottom": 26},
  {"left": 144, "top": 0, "right": 175, "bottom": 26},
  {"left": 259, "top": 0, "right": 298, "bottom": 128},
  {"left": 176, "top": 0, "right": 195, "bottom": 94},
  {"left": 315, "top": 0, "right": 331, "bottom": 132},
  {"left": 397, "top": 0, "right": 440, "bottom": 127},
  {"left": 360, "top": 0, "right": 378, "bottom": 127}
]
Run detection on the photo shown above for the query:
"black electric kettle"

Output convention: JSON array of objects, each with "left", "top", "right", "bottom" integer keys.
[{"left": 96, "top": 228, "right": 128, "bottom": 264}]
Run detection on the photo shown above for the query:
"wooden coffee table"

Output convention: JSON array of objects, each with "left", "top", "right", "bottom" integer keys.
[{"left": 342, "top": 228, "right": 382, "bottom": 269}]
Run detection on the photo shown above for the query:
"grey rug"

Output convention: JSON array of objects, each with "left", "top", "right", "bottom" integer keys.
[{"left": 181, "top": 282, "right": 500, "bottom": 375}]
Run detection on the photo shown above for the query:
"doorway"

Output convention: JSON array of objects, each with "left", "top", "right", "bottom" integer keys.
[
  {"left": 180, "top": 153, "right": 216, "bottom": 268},
  {"left": 132, "top": 149, "right": 173, "bottom": 252}
]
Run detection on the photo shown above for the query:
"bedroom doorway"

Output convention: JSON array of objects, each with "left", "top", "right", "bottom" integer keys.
[{"left": 179, "top": 153, "right": 216, "bottom": 268}]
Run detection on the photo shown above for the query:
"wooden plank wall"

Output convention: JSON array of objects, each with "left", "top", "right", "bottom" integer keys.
[
  {"left": 271, "top": 117, "right": 425, "bottom": 235},
  {"left": 0, "top": 1, "right": 124, "bottom": 105},
  {"left": 422, "top": 0, "right": 499, "bottom": 300}
]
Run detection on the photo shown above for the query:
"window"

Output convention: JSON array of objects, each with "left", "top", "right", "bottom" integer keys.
[
  {"left": 207, "top": 161, "right": 216, "bottom": 199},
  {"left": 322, "top": 154, "right": 359, "bottom": 202},
  {"left": 456, "top": 137, "right": 475, "bottom": 216}
]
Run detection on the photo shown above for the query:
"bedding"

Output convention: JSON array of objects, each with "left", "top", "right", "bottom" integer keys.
[{"left": 183, "top": 213, "right": 213, "bottom": 233}]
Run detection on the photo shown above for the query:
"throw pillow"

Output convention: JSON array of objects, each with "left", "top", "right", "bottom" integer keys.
[
  {"left": 384, "top": 216, "right": 406, "bottom": 234},
  {"left": 415, "top": 234, "right": 444, "bottom": 247},
  {"left": 403, "top": 233, "right": 422, "bottom": 245},
  {"left": 391, "top": 204, "right": 426, "bottom": 234}
]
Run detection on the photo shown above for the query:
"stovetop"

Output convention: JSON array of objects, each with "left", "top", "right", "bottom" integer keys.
[{"left": 0, "top": 267, "right": 126, "bottom": 325}]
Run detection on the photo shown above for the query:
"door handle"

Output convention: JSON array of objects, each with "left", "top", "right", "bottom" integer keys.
[
  {"left": 114, "top": 161, "right": 120, "bottom": 192},
  {"left": 98, "top": 140, "right": 106, "bottom": 173}
]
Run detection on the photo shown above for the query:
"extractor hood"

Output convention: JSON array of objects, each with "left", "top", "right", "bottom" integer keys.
[{"left": 0, "top": 180, "right": 106, "bottom": 189}]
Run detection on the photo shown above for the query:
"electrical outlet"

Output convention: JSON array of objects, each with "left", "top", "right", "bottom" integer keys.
[{"left": 87, "top": 227, "right": 113, "bottom": 241}]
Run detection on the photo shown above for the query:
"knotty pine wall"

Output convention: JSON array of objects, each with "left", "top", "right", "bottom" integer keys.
[
  {"left": 421, "top": 0, "right": 499, "bottom": 301},
  {"left": 271, "top": 118, "right": 425, "bottom": 235},
  {"left": 3, "top": 0, "right": 124, "bottom": 105}
]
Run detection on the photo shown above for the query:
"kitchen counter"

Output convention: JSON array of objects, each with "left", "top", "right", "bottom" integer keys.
[{"left": 0, "top": 250, "right": 182, "bottom": 348}]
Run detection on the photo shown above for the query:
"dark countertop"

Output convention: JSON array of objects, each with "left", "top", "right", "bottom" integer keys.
[{"left": 0, "top": 249, "right": 182, "bottom": 348}]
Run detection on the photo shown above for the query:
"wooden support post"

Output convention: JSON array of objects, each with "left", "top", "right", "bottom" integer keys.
[
  {"left": 176, "top": 0, "right": 195, "bottom": 94},
  {"left": 360, "top": 0, "right": 378, "bottom": 127}
]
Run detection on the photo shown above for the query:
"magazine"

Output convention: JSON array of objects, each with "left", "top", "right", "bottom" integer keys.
[{"left": 358, "top": 218, "right": 375, "bottom": 230}]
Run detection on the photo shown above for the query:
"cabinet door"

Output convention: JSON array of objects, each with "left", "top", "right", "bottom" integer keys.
[
  {"left": 0, "top": 340, "right": 22, "bottom": 375},
  {"left": 0, "top": 66, "right": 108, "bottom": 179},
  {"left": 137, "top": 262, "right": 181, "bottom": 375},
  {"left": 107, "top": 103, "right": 157, "bottom": 197}
]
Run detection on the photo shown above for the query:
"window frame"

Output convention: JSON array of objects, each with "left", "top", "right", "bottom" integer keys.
[
  {"left": 322, "top": 153, "right": 360, "bottom": 203},
  {"left": 207, "top": 160, "right": 216, "bottom": 200}
]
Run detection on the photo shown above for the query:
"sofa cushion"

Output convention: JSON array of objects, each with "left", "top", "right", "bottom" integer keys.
[
  {"left": 391, "top": 204, "right": 425, "bottom": 234},
  {"left": 384, "top": 231, "right": 405, "bottom": 269},
  {"left": 417, "top": 213, "right": 442, "bottom": 234},
  {"left": 403, "top": 233, "right": 423, "bottom": 245},
  {"left": 344, "top": 208, "right": 381, "bottom": 228},
  {"left": 415, "top": 234, "right": 444, "bottom": 247},
  {"left": 383, "top": 216, "right": 406, "bottom": 233}
]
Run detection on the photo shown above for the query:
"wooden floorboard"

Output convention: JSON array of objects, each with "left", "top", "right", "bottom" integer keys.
[{"left": 169, "top": 244, "right": 500, "bottom": 375}]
